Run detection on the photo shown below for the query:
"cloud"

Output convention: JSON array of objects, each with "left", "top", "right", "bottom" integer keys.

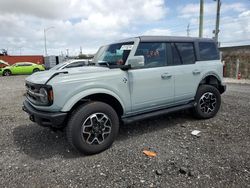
[
  {"left": 179, "top": 2, "right": 246, "bottom": 19},
  {"left": 143, "top": 28, "right": 172, "bottom": 36},
  {"left": 177, "top": 2, "right": 250, "bottom": 46},
  {"left": 239, "top": 10, "right": 250, "bottom": 17},
  {"left": 0, "top": 0, "right": 168, "bottom": 55}
]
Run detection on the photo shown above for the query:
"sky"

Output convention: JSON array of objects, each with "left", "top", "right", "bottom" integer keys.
[{"left": 0, "top": 0, "right": 250, "bottom": 56}]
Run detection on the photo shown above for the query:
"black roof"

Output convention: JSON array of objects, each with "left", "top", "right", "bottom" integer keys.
[{"left": 138, "top": 35, "right": 215, "bottom": 43}]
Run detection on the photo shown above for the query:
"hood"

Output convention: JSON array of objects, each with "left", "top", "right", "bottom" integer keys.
[
  {"left": 26, "top": 66, "right": 109, "bottom": 85},
  {"left": 0, "top": 60, "right": 9, "bottom": 66}
]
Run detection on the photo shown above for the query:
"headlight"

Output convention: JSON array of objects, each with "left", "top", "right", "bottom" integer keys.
[
  {"left": 39, "top": 87, "right": 53, "bottom": 105},
  {"left": 26, "top": 82, "right": 53, "bottom": 106},
  {"left": 39, "top": 88, "right": 48, "bottom": 104}
]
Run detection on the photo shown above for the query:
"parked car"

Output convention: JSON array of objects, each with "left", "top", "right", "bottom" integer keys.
[
  {"left": 49, "top": 59, "right": 89, "bottom": 70},
  {"left": 1, "top": 62, "right": 45, "bottom": 76},
  {"left": 23, "top": 36, "right": 226, "bottom": 155},
  {"left": 0, "top": 60, "right": 9, "bottom": 75}
]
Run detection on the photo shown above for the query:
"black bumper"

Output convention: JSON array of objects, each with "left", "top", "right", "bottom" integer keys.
[
  {"left": 219, "top": 84, "right": 226, "bottom": 94},
  {"left": 22, "top": 100, "right": 67, "bottom": 128}
]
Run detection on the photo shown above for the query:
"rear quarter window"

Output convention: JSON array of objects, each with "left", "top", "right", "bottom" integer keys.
[{"left": 199, "top": 42, "right": 219, "bottom": 60}]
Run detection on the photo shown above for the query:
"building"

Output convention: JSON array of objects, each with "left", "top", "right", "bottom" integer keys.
[
  {"left": 220, "top": 45, "right": 250, "bottom": 79},
  {"left": 0, "top": 55, "right": 44, "bottom": 66}
]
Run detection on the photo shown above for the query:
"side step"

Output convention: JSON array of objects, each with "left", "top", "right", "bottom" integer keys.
[{"left": 122, "top": 102, "right": 196, "bottom": 124}]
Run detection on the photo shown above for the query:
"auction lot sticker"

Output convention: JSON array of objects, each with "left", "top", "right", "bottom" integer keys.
[{"left": 120, "top": 45, "right": 133, "bottom": 50}]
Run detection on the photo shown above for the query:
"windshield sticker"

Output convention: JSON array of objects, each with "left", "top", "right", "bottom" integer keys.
[
  {"left": 120, "top": 45, "right": 134, "bottom": 50},
  {"left": 116, "top": 49, "right": 123, "bottom": 55}
]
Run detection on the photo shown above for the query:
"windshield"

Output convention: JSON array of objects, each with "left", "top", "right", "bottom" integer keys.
[{"left": 93, "top": 42, "right": 134, "bottom": 66}]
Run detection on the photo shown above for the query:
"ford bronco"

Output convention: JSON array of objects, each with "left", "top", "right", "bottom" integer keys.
[{"left": 23, "top": 36, "right": 226, "bottom": 154}]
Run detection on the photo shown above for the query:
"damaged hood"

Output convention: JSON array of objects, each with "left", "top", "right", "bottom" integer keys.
[{"left": 25, "top": 66, "right": 109, "bottom": 85}]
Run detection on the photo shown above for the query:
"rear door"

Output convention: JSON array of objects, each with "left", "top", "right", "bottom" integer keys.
[
  {"left": 23, "top": 63, "right": 33, "bottom": 74},
  {"left": 170, "top": 42, "right": 202, "bottom": 104}
]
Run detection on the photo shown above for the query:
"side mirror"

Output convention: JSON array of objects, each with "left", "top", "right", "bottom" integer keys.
[{"left": 127, "top": 56, "right": 144, "bottom": 68}]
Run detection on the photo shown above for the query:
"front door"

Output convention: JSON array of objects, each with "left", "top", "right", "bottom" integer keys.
[
  {"left": 11, "top": 64, "right": 24, "bottom": 74},
  {"left": 128, "top": 42, "right": 175, "bottom": 114}
]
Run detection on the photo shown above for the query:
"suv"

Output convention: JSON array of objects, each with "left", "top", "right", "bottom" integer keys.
[{"left": 23, "top": 36, "right": 226, "bottom": 154}]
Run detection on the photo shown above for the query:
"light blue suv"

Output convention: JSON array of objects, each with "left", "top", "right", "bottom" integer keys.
[{"left": 23, "top": 36, "right": 226, "bottom": 154}]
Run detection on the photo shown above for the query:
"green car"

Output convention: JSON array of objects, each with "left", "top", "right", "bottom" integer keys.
[
  {"left": 1, "top": 62, "right": 45, "bottom": 76},
  {"left": 0, "top": 60, "right": 10, "bottom": 75}
]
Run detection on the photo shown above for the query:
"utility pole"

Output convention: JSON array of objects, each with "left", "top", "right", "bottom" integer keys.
[
  {"left": 80, "top": 46, "right": 83, "bottom": 55},
  {"left": 44, "top": 26, "right": 54, "bottom": 56},
  {"left": 235, "top": 59, "right": 240, "bottom": 79},
  {"left": 19, "top": 47, "right": 23, "bottom": 55},
  {"left": 199, "top": 0, "right": 204, "bottom": 38},
  {"left": 187, "top": 23, "right": 190, "bottom": 37},
  {"left": 213, "top": 0, "right": 221, "bottom": 44},
  {"left": 66, "top": 49, "right": 69, "bottom": 57}
]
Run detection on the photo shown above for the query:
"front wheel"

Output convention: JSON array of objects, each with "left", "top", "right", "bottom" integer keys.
[
  {"left": 66, "top": 101, "right": 119, "bottom": 155},
  {"left": 3, "top": 70, "right": 11, "bottom": 76},
  {"left": 193, "top": 85, "right": 221, "bottom": 119}
]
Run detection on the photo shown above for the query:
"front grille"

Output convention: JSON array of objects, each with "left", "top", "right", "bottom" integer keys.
[{"left": 26, "top": 82, "right": 41, "bottom": 105}]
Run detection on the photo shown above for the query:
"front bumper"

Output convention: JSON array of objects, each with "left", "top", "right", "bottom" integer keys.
[{"left": 22, "top": 100, "right": 67, "bottom": 128}]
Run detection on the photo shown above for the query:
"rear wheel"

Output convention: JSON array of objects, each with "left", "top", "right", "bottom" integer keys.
[
  {"left": 66, "top": 101, "right": 119, "bottom": 155},
  {"left": 3, "top": 70, "right": 11, "bottom": 76},
  {"left": 193, "top": 84, "right": 221, "bottom": 119}
]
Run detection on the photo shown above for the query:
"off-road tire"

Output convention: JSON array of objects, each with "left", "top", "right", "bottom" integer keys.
[
  {"left": 193, "top": 84, "right": 221, "bottom": 119},
  {"left": 66, "top": 101, "right": 119, "bottom": 155}
]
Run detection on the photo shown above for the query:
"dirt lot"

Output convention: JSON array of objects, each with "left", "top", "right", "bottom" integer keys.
[{"left": 0, "top": 75, "right": 249, "bottom": 188}]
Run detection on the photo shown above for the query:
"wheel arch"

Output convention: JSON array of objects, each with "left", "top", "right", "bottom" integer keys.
[
  {"left": 198, "top": 72, "right": 225, "bottom": 94},
  {"left": 3, "top": 69, "right": 12, "bottom": 75},
  {"left": 61, "top": 89, "right": 125, "bottom": 117}
]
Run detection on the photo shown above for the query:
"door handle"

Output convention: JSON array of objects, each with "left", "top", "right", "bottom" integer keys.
[
  {"left": 192, "top": 70, "right": 201, "bottom": 75},
  {"left": 161, "top": 73, "right": 172, "bottom": 79}
]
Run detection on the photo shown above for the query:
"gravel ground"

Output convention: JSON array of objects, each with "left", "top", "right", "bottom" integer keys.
[{"left": 0, "top": 75, "right": 249, "bottom": 188}]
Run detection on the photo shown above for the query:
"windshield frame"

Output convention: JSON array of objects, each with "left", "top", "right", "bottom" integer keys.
[{"left": 93, "top": 40, "right": 137, "bottom": 66}]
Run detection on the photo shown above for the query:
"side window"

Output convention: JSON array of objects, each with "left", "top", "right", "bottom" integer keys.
[
  {"left": 174, "top": 43, "right": 196, "bottom": 65},
  {"left": 16, "top": 64, "right": 24, "bottom": 67},
  {"left": 199, "top": 42, "right": 219, "bottom": 60},
  {"left": 135, "top": 42, "right": 167, "bottom": 68},
  {"left": 23, "top": 63, "right": 32, "bottom": 66},
  {"left": 170, "top": 43, "right": 182, "bottom": 66},
  {"left": 65, "top": 61, "right": 85, "bottom": 68}
]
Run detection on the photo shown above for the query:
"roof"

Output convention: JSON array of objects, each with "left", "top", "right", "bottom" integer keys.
[
  {"left": 138, "top": 35, "right": 214, "bottom": 42},
  {"left": 15, "top": 62, "right": 34, "bottom": 64},
  {"left": 118, "top": 35, "right": 215, "bottom": 43}
]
